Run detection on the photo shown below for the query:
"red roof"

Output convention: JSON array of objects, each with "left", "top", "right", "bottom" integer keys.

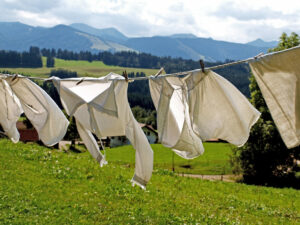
[{"left": 16, "top": 121, "right": 39, "bottom": 142}]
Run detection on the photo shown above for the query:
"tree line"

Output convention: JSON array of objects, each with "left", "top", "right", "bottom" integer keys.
[
  {"left": 0, "top": 46, "right": 42, "bottom": 68},
  {"left": 40, "top": 48, "right": 251, "bottom": 96},
  {"left": 0, "top": 46, "right": 252, "bottom": 96}
]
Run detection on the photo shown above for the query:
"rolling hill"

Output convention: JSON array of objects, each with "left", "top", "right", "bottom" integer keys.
[{"left": 0, "top": 22, "right": 134, "bottom": 53}]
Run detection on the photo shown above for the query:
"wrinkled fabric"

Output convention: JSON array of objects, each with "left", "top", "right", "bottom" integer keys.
[
  {"left": 249, "top": 47, "right": 300, "bottom": 148},
  {"left": 0, "top": 79, "right": 23, "bottom": 142},
  {"left": 186, "top": 70, "right": 261, "bottom": 146},
  {"left": 53, "top": 73, "right": 153, "bottom": 189},
  {"left": 150, "top": 70, "right": 260, "bottom": 158},
  {"left": 6, "top": 76, "right": 69, "bottom": 146},
  {"left": 149, "top": 76, "right": 204, "bottom": 159}
]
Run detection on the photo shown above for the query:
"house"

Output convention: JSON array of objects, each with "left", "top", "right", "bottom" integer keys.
[
  {"left": 109, "top": 123, "right": 158, "bottom": 148},
  {"left": 139, "top": 123, "right": 158, "bottom": 144},
  {"left": 16, "top": 121, "right": 39, "bottom": 143}
]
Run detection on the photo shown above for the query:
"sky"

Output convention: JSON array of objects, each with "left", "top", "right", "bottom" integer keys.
[{"left": 1, "top": 0, "right": 300, "bottom": 43}]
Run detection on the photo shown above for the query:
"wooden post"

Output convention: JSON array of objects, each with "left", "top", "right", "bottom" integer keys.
[{"left": 172, "top": 151, "right": 175, "bottom": 172}]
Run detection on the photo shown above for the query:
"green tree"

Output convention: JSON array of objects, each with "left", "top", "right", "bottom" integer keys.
[
  {"left": 46, "top": 56, "right": 55, "bottom": 67},
  {"left": 231, "top": 32, "right": 300, "bottom": 188}
]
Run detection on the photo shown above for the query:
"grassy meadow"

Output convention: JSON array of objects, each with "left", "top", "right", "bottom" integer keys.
[
  {"left": 106, "top": 143, "right": 233, "bottom": 175},
  {"left": 0, "top": 139, "right": 299, "bottom": 224},
  {"left": 0, "top": 57, "right": 159, "bottom": 77}
]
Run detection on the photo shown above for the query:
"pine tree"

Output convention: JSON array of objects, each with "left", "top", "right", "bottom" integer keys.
[{"left": 46, "top": 56, "right": 55, "bottom": 67}]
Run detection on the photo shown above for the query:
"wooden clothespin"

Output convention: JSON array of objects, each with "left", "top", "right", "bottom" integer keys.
[
  {"left": 199, "top": 59, "right": 205, "bottom": 73},
  {"left": 12, "top": 74, "right": 18, "bottom": 81},
  {"left": 154, "top": 67, "right": 165, "bottom": 78},
  {"left": 254, "top": 52, "right": 264, "bottom": 59},
  {"left": 76, "top": 78, "right": 85, "bottom": 85},
  {"left": 122, "top": 70, "right": 128, "bottom": 82}
]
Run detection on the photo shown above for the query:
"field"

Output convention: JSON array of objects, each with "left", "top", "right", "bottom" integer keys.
[
  {"left": 0, "top": 139, "right": 299, "bottom": 224},
  {"left": 0, "top": 57, "right": 159, "bottom": 77},
  {"left": 106, "top": 143, "right": 233, "bottom": 175}
]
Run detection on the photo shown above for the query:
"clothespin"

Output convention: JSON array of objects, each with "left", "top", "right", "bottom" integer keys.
[
  {"left": 154, "top": 67, "right": 165, "bottom": 78},
  {"left": 199, "top": 60, "right": 205, "bottom": 73},
  {"left": 12, "top": 74, "right": 18, "bottom": 81},
  {"left": 122, "top": 71, "right": 128, "bottom": 82},
  {"left": 254, "top": 52, "right": 264, "bottom": 59},
  {"left": 76, "top": 78, "right": 85, "bottom": 85}
]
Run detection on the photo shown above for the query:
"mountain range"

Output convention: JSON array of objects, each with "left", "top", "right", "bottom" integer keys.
[{"left": 0, "top": 22, "right": 278, "bottom": 62}]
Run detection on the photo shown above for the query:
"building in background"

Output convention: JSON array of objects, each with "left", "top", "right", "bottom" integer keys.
[{"left": 109, "top": 123, "right": 158, "bottom": 148}]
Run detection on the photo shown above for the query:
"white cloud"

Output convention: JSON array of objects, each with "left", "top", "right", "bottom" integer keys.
[{"left": 0, "top": 0, "right": 300, "bottom": 42}]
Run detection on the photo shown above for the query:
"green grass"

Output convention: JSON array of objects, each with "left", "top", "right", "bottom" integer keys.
[
  {"left": 0, "top": 139, "right": 299, "bottom": 224},
  {"left": 0, "top": 57, "right": 158, "bottom": 77},
  {"left": 107, "top": 143, "right": 233, "bottom": 175}
]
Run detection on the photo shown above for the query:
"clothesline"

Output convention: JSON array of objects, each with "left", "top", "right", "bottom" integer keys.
[
  {"left": 1, "top": 44, "right": 299, "bottom": 189},
  {"left": 1, "top": 45, "right": 299, "bottom": 82}
]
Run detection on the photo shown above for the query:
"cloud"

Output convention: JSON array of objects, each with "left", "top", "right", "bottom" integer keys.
[
  {"left": 1, "top": 0, "right": 60, "bottom": 13},
  {"left": 0, "top": 0, "right": 300, "bottom": 42},
  {"left": 214, "top": 2, "right": 299, "bottom": 21}
]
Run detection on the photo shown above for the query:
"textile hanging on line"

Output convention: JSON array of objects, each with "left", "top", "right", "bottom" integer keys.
[
  {"left": 186, "top": 70, "right": 261, "bottom": 146},
  {"left": 149, "top": 70, "right": 261, "bottom": 158},
  {"left": 5, "top": 76, "right": 69, "bottom": 146},
  {"left": 0, "top": 79, "right": 23, "bottom": 143},
  {"left": 249, "top": 47, "right": 300, "bottom": 149},
  {"left": 0, "top": 76, "right": 69, "bottom": 146},
  {"left": 52, "top": 73, "right": 153, "bottom": 189},
  {"left": 149, "top": 76, "right": 204, "bottom": 159}
]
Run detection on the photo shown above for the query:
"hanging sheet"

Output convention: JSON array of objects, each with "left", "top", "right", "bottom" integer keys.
[{"left": 249, "top": 47, "right": 300, "bottom": 148}]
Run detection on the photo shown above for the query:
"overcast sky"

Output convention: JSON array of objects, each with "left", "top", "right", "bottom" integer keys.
[{"left": 1, "top": 0, "right": 300, "bottom": 43}]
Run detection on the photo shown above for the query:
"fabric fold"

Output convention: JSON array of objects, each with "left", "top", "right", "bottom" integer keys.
[
  {"left": 76, "top": 119, "right": 107, "bottom": 167},
  {"left": 249, "top": 47, "right": 300, "bottom": 148},
  {"left": 149, "top": 70, "right": 260, "bottom": 159},
  {"left": 0, "top": 79, "right": 23, "bottom": 143},
  {"left": 149, "top": 76, "right": 204, "bottom": 159},
  {"left": 6, "top": 76, "right": 69, "bottom": 146},
  {"left": 53, "top": 73, "right": 153, "bottom": 188},
  {"left": 186, "top": 70, "right": 261, "bottom": 147}
]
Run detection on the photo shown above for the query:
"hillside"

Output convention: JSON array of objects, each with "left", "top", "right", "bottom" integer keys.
[
  {"left": 0, "top": 22, "right": 133, "bottom": 53},
  {"left": 0, "top": 22, "right": 273, "bottom": 62},
  {"left": 247, "top": 38, "right": 278, "bottom": 48},
  {"left": 124, "top": 36, "right": 269, "bottom": 62},
  {"left": 70, "top": 23, "right": 128, "bottom": 43},
  {"left": 0, "top": 139, "right": 299, "bottom": 224}
]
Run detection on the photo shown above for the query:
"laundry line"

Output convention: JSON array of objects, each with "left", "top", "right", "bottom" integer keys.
[{"left": 0, "top": 45, "right": 299, "bottom": 82}]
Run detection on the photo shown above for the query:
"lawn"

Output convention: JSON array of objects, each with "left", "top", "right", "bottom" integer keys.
[
  {"left": 106, "top": 143, "right": 234, "bottom": 175},
  {"left": 0, "top": 57, "right": 158, "bottom": 77},
  {"left": 0, "top": 139, "right": 299, "bottom": 224}
]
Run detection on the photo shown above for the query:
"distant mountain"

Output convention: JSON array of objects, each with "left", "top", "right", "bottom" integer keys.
[
  {"left": 70, "top": 23, "right": 128, "bottom": 43},
  {"left": 0, "top": 22, "right": 271, "bottom": 62},
  {"left": 124, "top": 36, "right": 210, "bottom": 61},
  {"left": 125, "top": 36, "right": 268, "bottom": 62},
  {"left": 169, "top": 33, "right": 198, "bottom": 39},
  {"left": 246, "top": 38, "right": 278, "bottom": 48},
  {"left": 0, "top": 22, "right": 134, "bottom": 52}
]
